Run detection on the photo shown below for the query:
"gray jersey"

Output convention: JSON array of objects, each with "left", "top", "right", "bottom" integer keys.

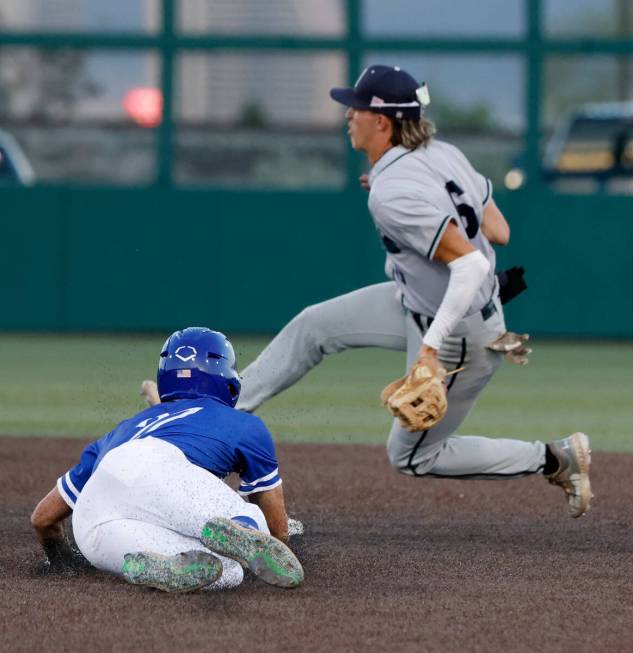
[{"left": 367, "top": 140, "right": 496, "bottom": 317}]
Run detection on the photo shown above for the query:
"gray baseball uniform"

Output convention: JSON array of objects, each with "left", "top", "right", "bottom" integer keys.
[{"left": 237, "top": 139, "right": 545, "bottom": 479}]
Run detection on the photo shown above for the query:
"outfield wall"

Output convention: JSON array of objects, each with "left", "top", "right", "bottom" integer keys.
[{"left": 2, "top": 186, "right": 631, "bottom": 337}]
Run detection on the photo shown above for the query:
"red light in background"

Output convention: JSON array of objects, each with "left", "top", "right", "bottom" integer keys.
[{"left": 123, "top": 87, "right": 163, "bottom": 128}]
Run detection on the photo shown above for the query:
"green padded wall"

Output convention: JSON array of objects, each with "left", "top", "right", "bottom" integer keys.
[{"left": 2, "top": 186, "right": 631, "bottom": 336}]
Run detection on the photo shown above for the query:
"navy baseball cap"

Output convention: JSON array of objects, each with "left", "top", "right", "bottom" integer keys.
[{"left": 330, "top": 65, "right": 429, "bottom": 120}]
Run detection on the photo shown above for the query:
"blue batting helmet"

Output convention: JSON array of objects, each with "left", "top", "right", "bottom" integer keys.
[{"left": 157, "top": 327, "right": 241, "bottom": 406}]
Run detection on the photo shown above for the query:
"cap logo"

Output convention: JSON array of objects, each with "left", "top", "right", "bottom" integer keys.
[
  {"left": 416, "top": 83, "right": 431, "bottom": 107},
  {"left": 175, "top": 345, "right": 197, "bottom": 362}
]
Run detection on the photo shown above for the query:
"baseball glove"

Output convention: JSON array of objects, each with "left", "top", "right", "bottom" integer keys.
[
  {"left": 486, "top": 331, "right": 531, "bottom": 365},
  {"left": 381, "top": 356, "right": 449, "bottom": 432}
]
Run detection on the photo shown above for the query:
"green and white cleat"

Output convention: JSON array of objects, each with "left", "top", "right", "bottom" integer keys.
[
  {"left": 122, "top": 550, "right": 222, "bottom": 592},
  {"left": 546, "top": 432, "right": 593, "bottom": 518},
  {"left": 201, "top": 518, "right": 304, "bottom": 588}
]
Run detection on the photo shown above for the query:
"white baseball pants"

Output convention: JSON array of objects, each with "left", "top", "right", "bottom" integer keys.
[
  {"left": 237, "top": 282, "right": 545, "bottom": 478},
  {"left": 72, "top": 437, "right": 269, "bottom": 590}
]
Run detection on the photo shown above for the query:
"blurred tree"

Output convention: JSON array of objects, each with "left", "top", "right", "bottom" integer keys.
[
  {"left": 237, "top": 101, "right": 268, "bottom": 127},
  {"left": 547, "top": 0, "right": 633, "bottom": 113},
  {"left": 0, "top": 46, "right": 101, "bottom": 122},
  {"left": 0, "top": 9, "right": 19, "bottom": 117},
  {"left": 432, "top": 102, "right": 494, "bottom": 132},
  {"left": 29, "top": 50, "right": 102, "bottom": 122}
]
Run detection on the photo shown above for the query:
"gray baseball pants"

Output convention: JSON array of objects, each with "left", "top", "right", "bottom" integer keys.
[{"left": 237, "top": 282, "right": 545, "bottom": 478}]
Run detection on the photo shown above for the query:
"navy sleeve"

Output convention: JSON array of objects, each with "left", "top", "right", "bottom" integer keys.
[
  {"left": 56, "top": 440, "right": 101, "bottom": 508},
  {"left": 237, "top": 417, "right": 282, "bottom": 496}
]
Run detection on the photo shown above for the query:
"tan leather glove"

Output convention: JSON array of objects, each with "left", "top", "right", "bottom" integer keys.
[{"left": 381, "top": 355, "right": 449, "bottom": 432}]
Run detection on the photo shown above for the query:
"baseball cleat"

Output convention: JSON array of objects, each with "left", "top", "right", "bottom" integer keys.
[
  {"left": 201, "top": 517, "right": 304, "bottom": 588},
  {"left": 545, "top": 432, "right": 593, "bottom": 518},
  {"left": 122, "top": 549, "right": 222, "bottom": 592},
  {"left": 140, "top": 379, "right": 161, "bottom": 407}
]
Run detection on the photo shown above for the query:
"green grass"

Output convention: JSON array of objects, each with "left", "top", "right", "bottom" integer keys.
[{"left": 0, "top": 334, "right": 631, "bottom": 452}]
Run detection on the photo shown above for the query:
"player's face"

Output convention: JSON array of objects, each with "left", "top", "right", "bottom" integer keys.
[{"left": 345, "top": 107, "right": 380, "bottom": 152}]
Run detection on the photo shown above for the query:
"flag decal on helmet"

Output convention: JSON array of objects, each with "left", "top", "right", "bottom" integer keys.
[{"left": 177, "top": 369, "right": 192, "bottom": 378}]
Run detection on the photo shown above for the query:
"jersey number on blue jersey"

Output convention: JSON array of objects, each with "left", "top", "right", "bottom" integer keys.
[
  {"left": 132, "top": 407, "right": 204, "bottom": 440},
  {"left": 445, "top": 180, "right": 479, "bottom": 239}
]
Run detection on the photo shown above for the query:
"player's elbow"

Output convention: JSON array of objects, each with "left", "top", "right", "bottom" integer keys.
[
  {"left": 494, "top": 223, "right": 510, "bottom": 246},
  {"left": 30, "top": 494, "right": 62, "bottom": 531},
  {"left": 30, "top": 504, "right": 49, "bottom": 531},
  {"left": 482, "top": 199, "right": 510, "bottom": 246},
  {"left": 450, "top": 250, "right": 490, "bottom": 284}
]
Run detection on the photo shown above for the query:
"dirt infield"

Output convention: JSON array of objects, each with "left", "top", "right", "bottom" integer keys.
[{"left": 2, "top": 437, "right": 632, "bottom": 652}]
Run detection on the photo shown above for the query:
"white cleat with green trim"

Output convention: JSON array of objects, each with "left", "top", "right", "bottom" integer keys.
[
  {"left": 201, "top": 517, "right": 304, "bottom": 588},
  {"left": 122, "top": 549, "right": 222, "bottom": 592}
]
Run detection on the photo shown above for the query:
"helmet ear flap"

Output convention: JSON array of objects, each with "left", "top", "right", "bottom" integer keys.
[{"left": 228, "top": 382, "right": 239, "bottom": 399}]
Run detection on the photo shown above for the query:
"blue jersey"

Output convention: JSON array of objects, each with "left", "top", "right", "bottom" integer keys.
[{"left": 57, "top": 398, "right": 281, "bottom": 509}]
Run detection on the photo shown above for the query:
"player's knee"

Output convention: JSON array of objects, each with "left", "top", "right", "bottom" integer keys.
[
  {"left": 386, "top": 446, "right": 412, "bottom": 475},
  {"left": 292, "top": 304, "right": 332, "bottom": 346},
  {"left": 295, "top": 304, "right": 321, "bottom": 329},
  {"left": 387, "top": 441, "right": 436, "bottom": 477}
]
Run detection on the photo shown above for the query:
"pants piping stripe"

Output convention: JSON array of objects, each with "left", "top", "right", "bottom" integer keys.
[
  {"left": 406, "top": 337, "right": 467, "bottom": 476},
  {"left": 424, "top": 470, "right": 539, "bottom": 480}
]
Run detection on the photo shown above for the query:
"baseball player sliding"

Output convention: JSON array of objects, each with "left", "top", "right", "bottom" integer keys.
[
  {"left": 31, "top": 327, "right": 303, "bottom": 592},
  {"left": 144, "top": 66, "right": 592, "bottom": 519}
]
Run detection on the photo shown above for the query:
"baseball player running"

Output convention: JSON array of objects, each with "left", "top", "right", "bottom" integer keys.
[
  {"left": 31, "top": 327, "right": 304, "bottom": 592},
  {"left": 143, "top": 66, "right": 592, "bottom": 519}
]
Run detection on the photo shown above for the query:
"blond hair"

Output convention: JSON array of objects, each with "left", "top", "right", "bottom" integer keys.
[{"left": 390, "top": 117, "right": 435, "bottom": 149}]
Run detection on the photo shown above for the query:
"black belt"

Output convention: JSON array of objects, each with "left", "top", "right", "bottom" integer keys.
[
  {"left": 412, "top": 297, "right": 497, "bottom": 330},
  {"left": 480, "top": 297, "right": 497, "bottom": 321}
]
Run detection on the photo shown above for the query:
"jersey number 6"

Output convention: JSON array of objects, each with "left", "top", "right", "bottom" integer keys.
[{"left": 445, "top": 180, "right": 479, "bottom": 239}]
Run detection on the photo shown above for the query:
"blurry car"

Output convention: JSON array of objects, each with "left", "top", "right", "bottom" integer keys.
[
  {"left": 504, "top": 102, "right": 633, "bottom": 193},
  {"left": 0, "top": 130, "right": 36, "bottom": 186}
]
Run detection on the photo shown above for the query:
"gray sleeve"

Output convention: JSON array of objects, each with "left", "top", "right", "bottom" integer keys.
[
  {"left": 372, "top": 192, "right": 454, "bottom": 260},
  {"left": 450, "top": 143, "right": 492, "bottom": 206},
  {"left": 467, "top": 161, "right": 492, "bottom": 207},
  {"left": 482, "top": 177, "right": 493, "bottom": 206}
]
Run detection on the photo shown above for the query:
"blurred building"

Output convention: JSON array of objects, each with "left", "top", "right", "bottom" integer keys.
[
  {"left": 175, "top": 0, "right": 345, "bottom": 126},
  {"left": 1, "top": 0, "right": 344, "bottom": 127},
  {"left": 0, "top": 0, "right": 85, "bottom": 30}
]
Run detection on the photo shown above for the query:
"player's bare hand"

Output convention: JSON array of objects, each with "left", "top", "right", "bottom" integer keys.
[
  {"left": 140, "top": 379, "right": 161, "bottom": 406},
  {"left": 359, "top": 174, "right": 370, "bottom": 191},
  {"left": 42, "top": 538, "right": 92, "bottom": 575},
  {"left": 418, "top": 345, "right": 439, "bottom": 361}
]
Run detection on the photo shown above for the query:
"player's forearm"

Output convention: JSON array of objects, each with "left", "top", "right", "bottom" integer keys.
[
  {"left": 34, "top": 521, "right": 66, "bottom": 546},
  {"left": 249, "top": 486, "right": 289, "bottom": 543},
  {"left": 31, "top": 487, "right": 72, "bottom": 547},
  {"left": 420, "top": 250, "right": 490, "bottom": 352},
  {"left": 267, "top": 515, "right": 289, "bottom": 543}
]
